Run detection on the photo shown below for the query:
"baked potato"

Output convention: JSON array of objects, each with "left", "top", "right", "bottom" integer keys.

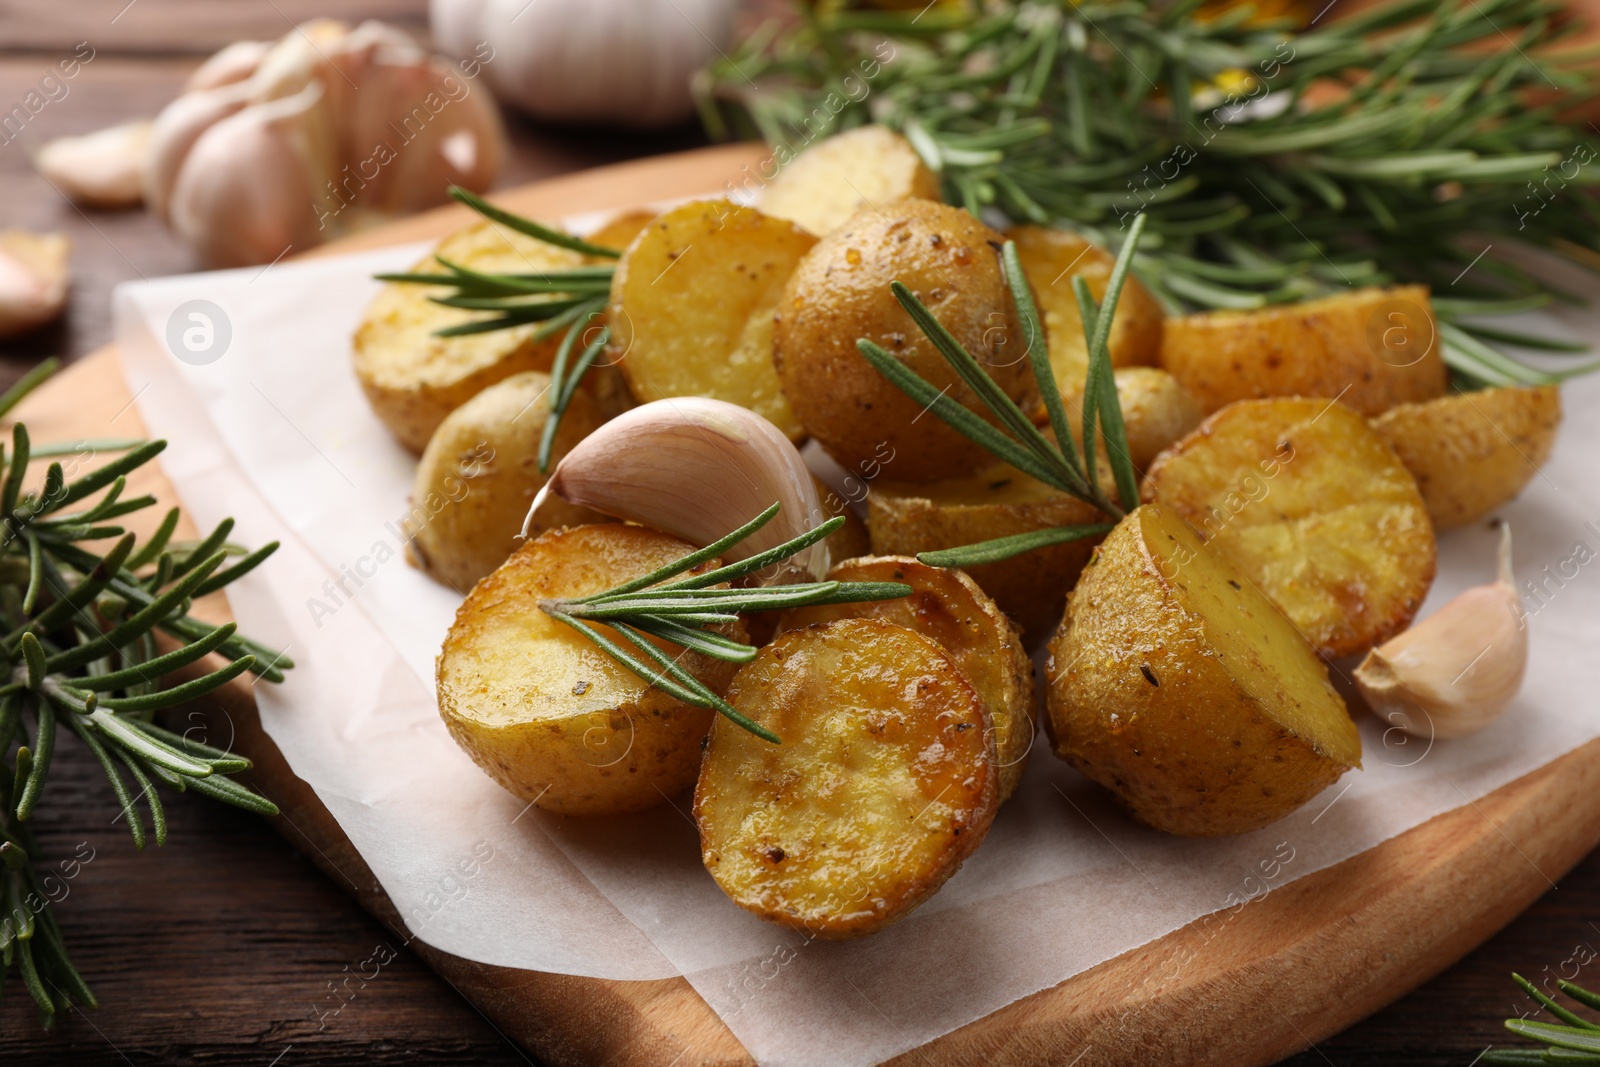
[
  {"left": 757, "top": 125, "right": 942, "bottom": 237},
  {"left": 779, "top": 556, "right": 1034, "bottom": 801},
  {"left": 774, "top": 198, "right": 1040, "bottom": 482},
  {"left": 437, "top": 524, "right": 743, "bottom": 816},
  {"left": 354, "top": 219, "right": 588, "bottom": 452},
  {"left": 1142, "top": 397, "right": 1436, "bottom": 658},
  {"left": 606, "top": 200, "right": 813, "bottom": 440},
  {"left": 1371, "top": 385, "right": 1561, "bottom": 530},
  {"left": 1057, "top": 366, "right": 1204, "bottom": 473},
  {"left": 1159, "top": 285, "right": 1448, "bottom": 417},
  {"left": 695, "top": 618, "right": 997, "bottom": 939},
  {"left": 1007, "top": 224, "right": 1164, "bottom": 388},
  {"left": 866, "top": 463, "right": 1104, "bottom": 635},
  {"left": 406, "top": 371, "right": 604, "bottom": 593},
  {"left": 1047, "top": 504, "right": 1361, "bottom": 837},
  {"left": 583, "top": 209, "right": 656, "bottom": 255}
]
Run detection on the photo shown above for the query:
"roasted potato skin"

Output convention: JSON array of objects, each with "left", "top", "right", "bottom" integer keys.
[
  {"left": 774, "top": 199, "right": 1041, "bottom": 482},
  {"left": 695, "top": 619, "right": 997, "bottom": 939},
  {"left": 437, "top": 525, "right": 742, "bottom": 816},
  {"left": 1371, "top": 385, "right": 1561, "bottom": 530},
  {"left": 1007, "top": 225, "right": 1163, "bottom": 387},
  {"left": 779, "top": 556, "right": 1035, "bottom": 801},
  {"left": 408, "top": 371, "right": 604, "bottom": 593},
  {"left": 1058, "top": 366, "right": 1203, "bottom": 473},
  {"left": 354, "top": 219, "right": 587, "bottom": 453},
  {"left": 606, "top": 200, "right": 814, "bottom": 440},
  {"left": 866, "top": 464, "right": 1104, "bottom": 635},
  {"left": 1142, "top": 397, "right": 1436, "bottom": 657},
  {"left": 1159, "top": 285, "right": 1447, "bottom": 417},
  {"left": 1047, "top": 505, "right": 1360, "bottom": 837},
  {"left": 757, "top": 125, "right": 942, "bottom": 237}
]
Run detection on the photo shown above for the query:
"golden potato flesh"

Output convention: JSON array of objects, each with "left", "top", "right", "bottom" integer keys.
[
  {"left": 407, "top": 371, "right": 604, "bottom": 593},
  {"left": 1142, "top": 397, "right": 1436, "bottom": 658},
  {"left": 606, "top": 200, "right": 814, "bottom": 440},
  {"left": 1370, "top": 385, "right": 1561, "bottom": 530},
  {"left": 354, "top": 219, "right": 588, "bottom": 453},
  {"left": 1007, "top": 224, "right": 1163, "bottom": 389},
  {"left": 779, "top": 557, "right": 1035, "bottom": 802},
  {"left": 774, "top": 198, "right": 1040, "bottom": 482},
  {"left": 437, "top": 524, "right": 742, "bottom": 817},
  {"left": 1159, "top": 285, "right": 1448, "bottom": 417},
  {"left": 695, "top": 619, "right": 997, "bottom": 939},
  {"left": 757, "top": 125, "right": 942, "bottom": 237},
  {"left": 1057, "top": 366, "right": 1204, "bottom": 473},
  {"left": 867, "top": 463, "right": 1104, "bottom": 636},
  {"left": 1047, "top": 504, "right": 1360, "bottom": 837}
]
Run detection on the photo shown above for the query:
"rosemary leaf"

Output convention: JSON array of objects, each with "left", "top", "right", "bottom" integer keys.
[{"left": 918, "top": 524, "right": 1117, "bottom": 568}]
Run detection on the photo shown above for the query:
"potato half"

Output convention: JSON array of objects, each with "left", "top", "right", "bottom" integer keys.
[
  {"left": 866, "top": 464, "right": 1104, "bottom": 635},
  {"left": 1159, "top": 285, "right": 1447, "bottom": 417},
  {"left": 1371, "top": 385, "right": 1561, "bottom": 530},
  {"left": 437, "top": 524, "right": 742, "bottom": 816},
  {"left": 354, "top": 219, "right": 587, "bottom": 452},
  {"left": 1007, "top": 224, "right": 1163, "bottom": 388},
  {"left": 1047, "top": 504, "right": 1361, "bottom": 837},
  {"left": 695, "top": 618, "right": 997, "bottom": 939},
  {"left": 1057, "top": 366, "right": 1203, "bottom": 473},
  {"left": 1142, "top": 397, "right": 1436, "bottom": 657},
  {"left": 774, "top": 198, "right": 1040, "bottom": 482},
  {"left": 779, "top": 557, "right": 1035, "bottom": 801},
  {"left": 606, "top": 200, "right": 814, "bottom": 440},
  {"left": 757, "top": 125, "right": 942, "bottom": 237}
]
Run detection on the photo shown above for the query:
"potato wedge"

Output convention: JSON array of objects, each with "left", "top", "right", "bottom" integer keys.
[
  {"left": 779, "top": 557, "right": 1034, "bottom": 801},
  {"left": 407, "top": 371, "right": 604, "bottom": 593},
  {"left": 775, "top": 199, "right": 1040, "bottom": 481},
  {"left": 1159, "top": 285, "right": 1447, "bottom": 417},
  {"left": 1047, "top": 504, "right": 1360, "bottom": 837},
  {"left": 1057, "top": 366, "right": 1203, "bottom": 473},
  {"left": 866, "top": 464, "right": 1104, "bottom": 635},
  {"left": 606, "top": 200, "right": 814, "bottom": 440},
  {"left": 437, "top": 524, "right": 743, "bottom": 816},
  {"left": 1371, "top": 385, "right": 1561, "bottom": 530},
  {"left": 757, "top": 125, "right": 942, "bottom": 237},
  {"left": 695, "top": 618, "right": 997, "bottom": 939},
  {"left": 1142, "top": 397, "right": 1436, "bottom": 657},
  {"left": 1007, "top": 224, "right": 1163, "bottom": 388},
  {"left": 354, "top": 219, "right": 588, "bottom": 452}
]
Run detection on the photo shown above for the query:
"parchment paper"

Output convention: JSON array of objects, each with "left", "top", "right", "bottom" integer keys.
[{"left": 112, "top": 221, "right": 1600, "bottom": 1066}]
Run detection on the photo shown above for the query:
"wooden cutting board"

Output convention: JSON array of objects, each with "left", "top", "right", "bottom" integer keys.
[{"left": 21, "top": 142, "right": 1600, "bottom": 1067}]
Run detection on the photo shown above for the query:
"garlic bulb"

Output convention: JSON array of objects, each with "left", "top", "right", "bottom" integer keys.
[
  {"left": 526, "top": 398, "right": 829, "bottom": 582},
  {"left": 432, "top": 0, "right": 737, "bottom": 128},
  {"left": 35, "top": 122, "right": 153, "bottom": 208},
  {"left": 0, "top": 230, "right": 70, "bottom": 339},
  {"left": 145, "top": 20, "right": 504, "bottom": 266},
  {"left": 1355, "top": 523, "right": 1527, "bottom": 739}
]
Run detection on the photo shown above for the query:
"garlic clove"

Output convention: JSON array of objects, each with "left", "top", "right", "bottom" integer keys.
[
  {"left": 527, "top": 398, "right": 829, "bottom": 582},
  {"left": 184, "top": 39, "right": 271, "bottom": 93},
  {"left": 247, "top": 19, "right": 351, "bottom": 101},
  {"left": 0, "top": 230, "right": 71, "bottom": 339},
  {"left": 167, "top": 82, "right": 340, "bottom": 269},
  {"left": 35, "top": 121, "right": 154, "bottom": 209},
  {"left": 144, "top": 82, "right": 254, "bottom": 222},
  {"left": 1355, "top": 522, "right": 1527, "bottom": 739}
]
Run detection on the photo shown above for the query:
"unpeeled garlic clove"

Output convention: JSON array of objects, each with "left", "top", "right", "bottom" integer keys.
[
  {"left": 0, "top": 230, "right": 70, "bottom": 339},
  {"left": 184, "top": 39, "right": 271, "bottom": 93},
  {"left": 144, "top": 82, "right": 253, "bottom": 222},
  {"left": 1355, "top": 522, "right": 1527, "bottom": 739},
  {"left": 35, "top": 121, "right": 154, "bottom": 209},
  {"left": 527, "top": 398, "right": 829, "bottom": 582}
]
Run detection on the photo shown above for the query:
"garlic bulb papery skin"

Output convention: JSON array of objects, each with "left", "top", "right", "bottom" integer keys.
[
  {"left": 435, "top": 0, "right": 737, "bottom": 128},
  {"left": 35, "top": 121, "right": 153, "bottom": 208},
  {"left": 1355, "top": 523, "right": 1528, "bottom": 740},
  {"left": 0, "top": 231, "right": 70, "bottom": 339},
  {"left": 527, "top": 398, "right": 829, "bottom": 582}
]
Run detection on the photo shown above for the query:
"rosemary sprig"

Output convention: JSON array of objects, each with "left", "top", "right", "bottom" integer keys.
[
  {"left": 539, "top": 502, "right": 911, "bottom": 744},
  {"left": 700, "top": 0, "right": 1600, "bottom": 389},
  {"left": 1484, "top": 973, "right": 1600, "bottom": 1063},
  {"left": 374, "top": 187, "right": 617, "bottom": 473},
  {"left": 854, "top": 215, "right": 1149, "bottom": 569},
  {"left": 0, "top": 362, "right": 290, "bottom": 1026}
]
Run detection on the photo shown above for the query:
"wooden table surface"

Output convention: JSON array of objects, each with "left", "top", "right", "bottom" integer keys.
[{"left": 2, "top": 2, "right": 1597, "bottom": 1064}]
